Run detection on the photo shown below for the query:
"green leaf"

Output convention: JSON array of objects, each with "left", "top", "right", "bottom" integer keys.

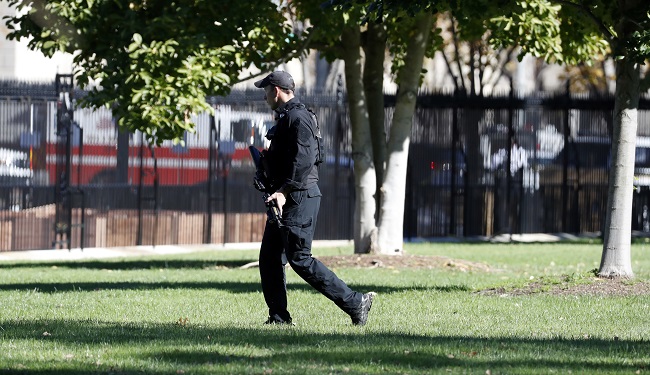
[{"left": 42, "top": 40, "right": 56, "bottom": 49}]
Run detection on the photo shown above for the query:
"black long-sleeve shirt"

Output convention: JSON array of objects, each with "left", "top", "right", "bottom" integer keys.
[{"left": 265, "top": 98, "right": 319, "bottom": 192}]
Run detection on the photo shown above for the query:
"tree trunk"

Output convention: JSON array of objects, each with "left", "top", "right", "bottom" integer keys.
[
  {"left": 598, "top": 53, "right": 640, "bottom": 278},
  {"left": 363, "top": 21, "right": 387, "bottom": 224},
  {"left": 341, "top": 26, "right": 378, "bottom": 254},
  {"left": 377, "top": 13, "right": 434, "bottom": 254}
]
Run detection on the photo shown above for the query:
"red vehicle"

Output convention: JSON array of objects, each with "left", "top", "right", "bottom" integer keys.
[{"left": 45, "top": 105, "right": 273, "bottom": 186}]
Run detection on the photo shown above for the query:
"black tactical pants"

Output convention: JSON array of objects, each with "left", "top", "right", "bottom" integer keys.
[{"left": 259, "top": 185, "right": 362, "bottom": 323}]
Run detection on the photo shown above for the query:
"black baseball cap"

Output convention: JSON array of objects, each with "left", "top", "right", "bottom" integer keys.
[{"left": 254, "top": 71, "right": 295, "bottom": 91}]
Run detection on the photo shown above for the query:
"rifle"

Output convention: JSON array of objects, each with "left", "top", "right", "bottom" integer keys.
[{"left": 249, "top": 146, "right": 283, "bottom": 227}]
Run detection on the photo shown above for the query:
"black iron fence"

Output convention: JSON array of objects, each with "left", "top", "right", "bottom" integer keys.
[
  {"left": 1, "top": 79, "right": 649, "bottom": 251},
  {"left": 407, "top": 90, "right": 650, "bottom": 238},
  {"left": 0, "top": 79, "right": 354, "bottom": 251}
]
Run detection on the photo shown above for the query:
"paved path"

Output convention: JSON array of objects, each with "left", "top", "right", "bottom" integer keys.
[
  {"left": 0, "top": 241, "right": 353, "bottom": 262},
  {"left": 0, "top": 233, "right": 600, "bottom": 262}
]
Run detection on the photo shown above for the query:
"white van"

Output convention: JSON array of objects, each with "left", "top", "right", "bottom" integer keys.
[{"left": 0, "top": 148, "right": 32, "bottom": 184}]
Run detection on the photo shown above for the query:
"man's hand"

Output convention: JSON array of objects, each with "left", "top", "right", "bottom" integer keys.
[{"left": 266, "top": 191, "right": 286, "bottom": 215}]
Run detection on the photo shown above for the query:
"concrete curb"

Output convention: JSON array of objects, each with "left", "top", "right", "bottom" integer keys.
[
  {"left": 0, "top": 232, "right": 607, "bottom": 262},
  {"left": 0, "top": 240, "right": 354, "bottom": 262}
]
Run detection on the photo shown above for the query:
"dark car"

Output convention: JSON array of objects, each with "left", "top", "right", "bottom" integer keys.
[{"left": 409, "top": 143, "right": 466, "bottom": 187}]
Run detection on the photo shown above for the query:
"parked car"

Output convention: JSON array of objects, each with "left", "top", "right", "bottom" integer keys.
[
  {"left": 0, "top": 147, "right": 32, "bottom": 185},
  {"left": 409, "top": 143, "right": 466, "bottom": 187}
]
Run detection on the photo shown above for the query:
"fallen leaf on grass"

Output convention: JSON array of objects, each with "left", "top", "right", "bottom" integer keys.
[{"left": 176, "top": 317, "right": 189, "bottom": 326}]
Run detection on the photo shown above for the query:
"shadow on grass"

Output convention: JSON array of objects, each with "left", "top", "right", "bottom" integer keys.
[
  {"left": 0, "top": 318, "right": 647, "bottom": 374},
  {"left": 0, "top": 258, "right": 256, "bottom": 270},
  {"left": 0, "top": 281, "right": 467, "bottom": 294}
]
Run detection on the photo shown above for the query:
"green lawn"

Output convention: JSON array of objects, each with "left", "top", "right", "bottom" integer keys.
[{"left": 0, "top": 242, "right": 649, "bottom": 374}]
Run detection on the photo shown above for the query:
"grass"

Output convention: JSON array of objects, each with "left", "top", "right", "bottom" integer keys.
[{"left": 0, "top": 242, "right": 649, "bottom": 374}]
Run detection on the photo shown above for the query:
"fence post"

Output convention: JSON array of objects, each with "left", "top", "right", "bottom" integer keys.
[
  {"left": 506, "top": 79, "right": 515, "bottom": 237},
  {"left": 152, "top": 145, "right": 159, "bottom": 247},
  {"left": 137, "top": 133, "right": 144, "bottom": 245},
  {"left": 451, "top": 89, "right": 459, "bottom": 236},
  {"left": 53, "top": 74, "right": 74, "bottom": 250},
  {"left": 562, "top": 80, "right": 571, "bottom": 232},
  {"left": 205, "top": 103, "right": 217, "bottom": 244}
]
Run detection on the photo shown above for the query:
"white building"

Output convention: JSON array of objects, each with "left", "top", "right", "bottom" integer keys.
[{"left": 0, "top": 2, "right": 73, "bottom": 81}]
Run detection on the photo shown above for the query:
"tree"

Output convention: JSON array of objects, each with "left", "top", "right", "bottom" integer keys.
[
  {"left": 376, "top": 13, "right": 435, "bottom": 253},
  {"left": 358, "top": 0, "right": 650, "bottom": 277},
  {"left": 295, "top": 0, "right": 439, "bottom": 254},
  {"left": 290, "top": 0, "right": 378, "bottom": 252},
  {"left": 3, "top": 0, "right": 299, "bottom": 144},
  {"left": 492, "top": 0, "right": 650, "bottom": 278}
]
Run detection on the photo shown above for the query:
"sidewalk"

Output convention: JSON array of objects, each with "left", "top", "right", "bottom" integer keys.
[
  {"left": 0, "top": 233, "right": 599, "bottom": 262},
  {"left": 0, "top": 240, "right": 354, "bottom": 262}
]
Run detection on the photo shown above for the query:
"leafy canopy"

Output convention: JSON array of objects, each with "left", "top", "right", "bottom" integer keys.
[
  {"left": 329, "top": 0, "right": 650, "bottom": 66},
  {"left": 4, "top": 0, "right": 298, "bottom": 144},
  {"left": 303, "top": 0, "right": 443, "bottom": 82}
]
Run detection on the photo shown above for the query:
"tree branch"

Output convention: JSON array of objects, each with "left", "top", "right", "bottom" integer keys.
[
  {"left": 450, "top": 19, "right": 467, "bottom": 92},
  {"left": 551, "top": 0, "right": 615, "bottom": 42},
  {"left": 485, "top": 45, "right": 517, "bottom": 93},
  {"left": 640, "top": 65, "right": 650, "bottom": 92},
  {"left": 441, "top": 49, "right": 461, "bottom": 92},
  {"left": 476, "top": 42, "right": 486, "bottom": 96}
]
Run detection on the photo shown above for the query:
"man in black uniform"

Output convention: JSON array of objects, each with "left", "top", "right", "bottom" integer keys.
[{"left": 254, "top": 71, "right": 375, "bottom": 325}]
